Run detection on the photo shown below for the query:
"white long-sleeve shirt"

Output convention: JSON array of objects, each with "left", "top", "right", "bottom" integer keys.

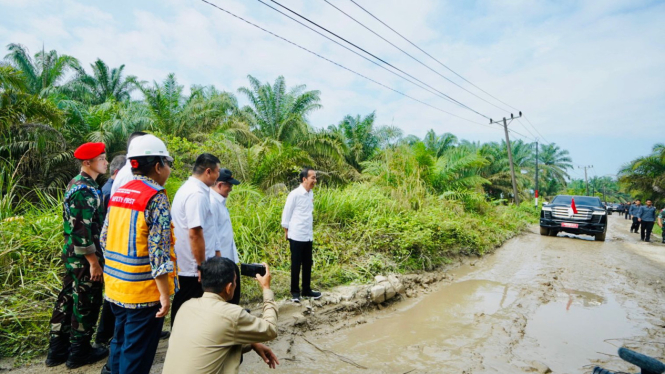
[
  {"left": 281, "top": 185, "right": 314, "bottom": 242},
  {"left": 210, "top": 190, "right": 239, "bottom": 263},
  {"left": 110, "top": 161, "right": 133, "bottom": 196}
]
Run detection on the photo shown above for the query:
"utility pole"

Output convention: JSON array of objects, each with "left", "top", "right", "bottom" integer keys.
[
  {"left": 534, "top": 139, "right": 539, "bottom": 207},
  {"left": 578, "top": 165, "right": 593, "bottom": 196},
  {"left": 491, "top": 112, "right": 522, "bottom": 205}
]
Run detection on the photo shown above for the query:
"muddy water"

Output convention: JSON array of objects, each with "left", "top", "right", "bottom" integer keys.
[{"left": 244, "top": 215, "right": 665, "bottom": 373}]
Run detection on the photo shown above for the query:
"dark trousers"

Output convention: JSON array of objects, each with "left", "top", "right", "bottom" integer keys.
[
  {"left": 49, "top": 258, "right": 103, "bottom": 343},
  {"left": 290, "top": 239, "right": 313, "bottom": 295},
  {"left": 631, "top": 217, "right": 641, "bottom": 232},
  {"left": 95, "top": 300, "right": 115, "bottom": 344},
  {"left": 108, "top": 304, "right": 163, "bottom": 374},
  {"left": 640, "top": 221, "right": 655, "bottom": 241},
  {"left": 625, "top": 211, "right": 629, "bottom": 219},
  {"left": 170, "top": 276, "right": 203, "bottom": 328},
  {"left": 231, "top": 263, "right": 241, "bottom": 305}
]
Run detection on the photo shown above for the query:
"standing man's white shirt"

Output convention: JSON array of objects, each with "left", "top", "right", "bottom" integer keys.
[
  {"left": 281, "top": 185, "right": 314, "bottom": 242},
  {"left": 109, "top": 161, "right": 133, "bottom": 196},
  {"left": 172, "top": 177, "right": 216, "bottom": 276},
  {"left": 210, "top": 191, "right": 239, "bottom": 263}
]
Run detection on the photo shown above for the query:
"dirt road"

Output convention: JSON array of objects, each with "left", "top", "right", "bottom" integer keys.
[
  {"left": 242, "top": 214, "right": 665, "bottom": 373},
  {"left": 6, "top": 214, "right": 665, "bottom": 373}
]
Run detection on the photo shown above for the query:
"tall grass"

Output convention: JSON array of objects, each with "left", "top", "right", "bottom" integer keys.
[{"left": 0, "top": 180, "right": 536, "bottom": 362}]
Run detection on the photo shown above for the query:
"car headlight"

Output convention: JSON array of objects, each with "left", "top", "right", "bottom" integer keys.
[
  {"left": 542, "top": 207, "right": 552, "bottom": 211},
  {"left": 592, "top": 210, "right": 607, "bottom": 215}
]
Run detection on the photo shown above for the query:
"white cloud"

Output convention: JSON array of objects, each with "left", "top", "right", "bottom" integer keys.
[{"left": 0, "top": 0, "right": 663, "bottom": 176}]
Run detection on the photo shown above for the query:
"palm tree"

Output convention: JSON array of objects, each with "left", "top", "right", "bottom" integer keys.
[
  {"left": 67, "top": 59, "right": 137, "bottom": 104},
  {"left": 0, "top": 65, "right": 61, "bottom": 129},
  {"left": 134, "top": 73, "right": 237, "bottom": 137},
  {"left": 619, "top": 143, "right": 665, "bottom": 204},
  {"left": 4, "top": 43, "right": 79, "bottom": 97},
  {"left": 329, "top": 112, "right": 379, "bottom": 170},
  {"left": 238, "top": 75, "right": 348, "bottom": 186},
  {"left": 423, "top": 130, "right": 458, "bottom": 158},
  {"left": 537, "top": 143, "right": 572, "bottom": 190}
]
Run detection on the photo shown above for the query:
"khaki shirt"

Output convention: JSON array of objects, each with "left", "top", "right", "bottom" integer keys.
[{"left": 163, "top": 290, "right": 278, "bottom": 374}]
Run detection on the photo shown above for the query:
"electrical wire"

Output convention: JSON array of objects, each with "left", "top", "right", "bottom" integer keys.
[
  {"left": 262, "top": 0, "right": 492, "bottom": 120},
  {"left": 348, "top": 0, "right": 520, "bottom": 112},
  {"left": 523, "top": 115, "right": 552, "bottom": 144},
  {"left": 321, "top": 0, "right": 513, "bottom": 114},
  {"left": 252, "top": 0, "right": 464, "bottom": 109},
  {"left": 200, "top": 0, "right": 500, "bottom": 131}
]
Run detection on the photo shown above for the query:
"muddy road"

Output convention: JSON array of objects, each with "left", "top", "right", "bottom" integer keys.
[
  {"left": 242, "top": 214, "right": 665, "bottom": 373},
  {"left": 5, "top": 214, "right": 665, "bottom": 373}
]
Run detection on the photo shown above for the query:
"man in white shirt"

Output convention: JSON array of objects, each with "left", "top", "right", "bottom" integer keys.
[
  {"left": 281, "top": 167, "right": 321, "bottom": 302},
  {"left": 110, "top": 132, "right": 147, "bottom": 196},
  {"left": 210, "top": 168, "right": 241, "bottom": 304},
  {"left": 170, "top": 153, "right": 221, "bottom": 327}
]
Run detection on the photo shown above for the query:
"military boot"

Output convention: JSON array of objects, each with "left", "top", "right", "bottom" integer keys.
[
  {"left": 45, "top": 335, "right": 70, "bottom": 367},
  {"left": 66, "top": 340, "right": 109, "bottom": 369}
]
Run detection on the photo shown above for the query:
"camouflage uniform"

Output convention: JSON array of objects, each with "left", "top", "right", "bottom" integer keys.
[{"left": 48, "top": 172, "right": 105, "bottom": 343}]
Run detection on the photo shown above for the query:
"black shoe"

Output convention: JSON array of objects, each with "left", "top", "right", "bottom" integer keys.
[
  {"left": 291, "top": 293, "right": 301, "bottom": 303},
  {"left": 661, "top": 239, "right": 665, "bottom": 244},
  {"left": 45, "top": 336, "right": 69, "bottom": 367},
  {"left": 100, "top": 363, "right": 111, "bottom": 374},
  {"left": 160, "top": 330, "right": 171, "bottom": 340},
  {"left": 302, "top": 290, "right": 322, "bottom": 300},
  {"left": 66, "top": 342, "right": 109, "bottom": 369}
]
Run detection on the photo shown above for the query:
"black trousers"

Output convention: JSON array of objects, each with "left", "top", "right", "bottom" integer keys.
[
  {"left": 624, "top": 211, "right": 629, "bottom": 219},
  {"left": 289, "top": 239, "right": 313, "bottom": 295},
  {"left": 631, "top": 217, "right": 641, "bottom": 232},
  {"left": 170, "top": 276, "right": 203, "bottom": 328},
  {"left": 640, "top": 221, "right": 655, "bottom": 241},
  {"left": 95, "top": 300, "right": 115, "bottom": 344}
]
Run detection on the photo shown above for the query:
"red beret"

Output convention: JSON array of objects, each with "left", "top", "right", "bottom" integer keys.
[{"left": 74, "top": 142, "right": 106, "bottom": 160}]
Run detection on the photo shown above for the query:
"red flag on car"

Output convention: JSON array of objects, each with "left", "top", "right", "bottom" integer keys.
[{"left": 571, "top": 197, "right": 579, "bottom": 214}]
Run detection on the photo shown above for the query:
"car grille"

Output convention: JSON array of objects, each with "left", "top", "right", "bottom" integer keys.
[{"left": 551, "top": 207, "right": 593, "bottom": 220}]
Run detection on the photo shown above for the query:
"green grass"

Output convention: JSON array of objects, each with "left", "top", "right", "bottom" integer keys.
[{"left": 0, "top": 181, "right": 536, "bottom": 362}]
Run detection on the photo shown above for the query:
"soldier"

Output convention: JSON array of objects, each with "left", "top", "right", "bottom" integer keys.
[{"left": 46, "top": 142, "right": 109, "bottom": 368}]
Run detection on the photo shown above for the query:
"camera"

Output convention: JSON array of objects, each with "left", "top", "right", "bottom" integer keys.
[{"left": 240, "top": 263, "right": 266, "bottom": 278}]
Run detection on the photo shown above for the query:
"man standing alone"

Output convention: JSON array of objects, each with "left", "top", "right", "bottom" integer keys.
[
  {"left": 171, "top": 153, "right": 221, "bottom": 325},
  {"left": 46, "top": 143, "right": 108, "bottom": 368},
  {"left": 281, "top": 167, "right": 321, "bottom": 303},
  {"left": 629, "top": 200, "right": 641, "bottom": 233},
  {"left": 637, "top": 199, "right": 657, "bottom": 242}
]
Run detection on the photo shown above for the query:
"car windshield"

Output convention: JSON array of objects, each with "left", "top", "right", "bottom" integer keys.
[{"left": 551, "top": 196, "right": 603, "bottom": 207}]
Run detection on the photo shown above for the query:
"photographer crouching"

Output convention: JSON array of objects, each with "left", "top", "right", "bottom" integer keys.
[{"left": 163, "top": 258, "right": 279, "bottom": 373}]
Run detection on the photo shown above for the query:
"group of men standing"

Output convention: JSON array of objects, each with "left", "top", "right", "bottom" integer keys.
[
  {"left": 46, "top": 132, "right": 321, "bottom": 373},
  {"left": 625, "top": 199, "right": 664, "bottom": 243}
]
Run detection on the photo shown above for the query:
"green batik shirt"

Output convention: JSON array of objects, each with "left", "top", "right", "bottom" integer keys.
[{"left": 63, "top": 171, "right": 105, "bottom": 259}]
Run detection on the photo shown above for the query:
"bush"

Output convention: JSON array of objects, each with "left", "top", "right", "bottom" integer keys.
[{"left": 0, "top": 181, "right": 533, "bottom": 362}]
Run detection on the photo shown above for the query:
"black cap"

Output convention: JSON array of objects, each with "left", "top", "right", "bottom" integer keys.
[{"left": 217, "top": 168, "right": 240, "bottom": 185}]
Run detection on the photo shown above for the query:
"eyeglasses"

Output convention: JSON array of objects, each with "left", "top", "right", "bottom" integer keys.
[{"left": 161, "top": 159, "right": 173, "bottom": 168}]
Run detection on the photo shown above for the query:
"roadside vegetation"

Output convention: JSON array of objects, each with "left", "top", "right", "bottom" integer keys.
[{"left": 2, "top": 43, "right": 567, "bottom": 361}]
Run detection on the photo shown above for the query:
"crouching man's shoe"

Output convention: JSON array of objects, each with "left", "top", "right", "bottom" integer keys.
[{"left": 66, "top": 341, "right": 109, "bottom": 369}]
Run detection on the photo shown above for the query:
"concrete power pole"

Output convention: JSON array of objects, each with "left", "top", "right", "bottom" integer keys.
[
  {"left": 578, "top": 165, "right": 593, "bottom": 196},
  {"left": 490, "top": 113, "right": 523, "bottom": 205}
]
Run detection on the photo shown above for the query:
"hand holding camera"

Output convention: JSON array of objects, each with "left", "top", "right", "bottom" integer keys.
[{"left": 241, "top": 262, "right": 271, "bottom": 290}]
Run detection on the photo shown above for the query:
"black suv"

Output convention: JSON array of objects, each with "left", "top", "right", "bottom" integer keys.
[{"left": 540, "top": 195, "right": 608, "bottom": 241}]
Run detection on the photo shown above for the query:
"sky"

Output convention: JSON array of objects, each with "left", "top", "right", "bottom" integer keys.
[{"left": 1, "top": 0, "right": 664, "bottom": 178}]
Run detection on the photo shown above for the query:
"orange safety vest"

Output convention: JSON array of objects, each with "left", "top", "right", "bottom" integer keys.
[{"left": 103, "top": 179, "right": 177, "bottom": 304}]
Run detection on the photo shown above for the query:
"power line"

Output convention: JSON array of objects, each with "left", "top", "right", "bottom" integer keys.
[
  {"left": 263, "top": 0, "right": 492, "bottom": 120},
  {"left": 522, "top": 115, "right": 552, "bottom": 144},
  {"left": 321, "top": 0, "right": 512, "bottom": 114},
  {"left": 515, "top": 118, "right": 538, "bottom": 141},
  {"left": 200, "top": 0, "right": 499, "bottom": 132},
  {"left": 348, "top": 0, "right": 520, "bottom": 112},
  {"left": 252, "top": 0, "right": 466, "bottom": 111}
]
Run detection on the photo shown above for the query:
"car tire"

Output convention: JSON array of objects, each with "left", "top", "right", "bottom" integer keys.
[
  {"left": 549, "top": 230, "right": 558, "bottom": 237},
  {"left": 540, "top": 227, "right": 550, "bottom": 236},
  {"left": 595, "top": 232, "right": 606, "bottom": 242}
]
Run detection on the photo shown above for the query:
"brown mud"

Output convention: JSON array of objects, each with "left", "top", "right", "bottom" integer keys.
[{"left": 4, "top": 214, "right": 665, "bottom": 373}]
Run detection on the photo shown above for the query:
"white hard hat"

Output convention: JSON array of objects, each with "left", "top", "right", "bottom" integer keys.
[{"left": 127, "top": 134, "right": 173, "bottom": 161}]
